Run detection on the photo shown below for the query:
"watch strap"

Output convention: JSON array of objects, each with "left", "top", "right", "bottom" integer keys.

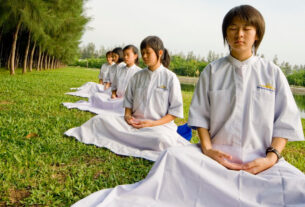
[{"left": 266, "top": 147, "right": 282, "bottom": 161}]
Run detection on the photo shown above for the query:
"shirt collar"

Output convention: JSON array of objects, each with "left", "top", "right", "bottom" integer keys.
[
  {"left": 118, "top": 62, "right": 126, "bottom": 67},
  {"left": 125, "top": 64, "right": 135, "bottom": 70},
  {"left": 147, "top": 64, "right": 164, "bottom": 75},
  {"left": 227, "top": 54, "right": 257, "bottom": 68}
]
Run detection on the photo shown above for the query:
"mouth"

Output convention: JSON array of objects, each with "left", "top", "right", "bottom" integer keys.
[{"left": 234, "top": 40, "right": 244, "bottom": 45}]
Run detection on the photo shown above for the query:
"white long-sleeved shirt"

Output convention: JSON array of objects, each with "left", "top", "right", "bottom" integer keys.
[
  {"left": 106, "top": 62, "right": 126, "bottom": 83},
  {"left": 112, "top": 64, "right": 142, "bottom": 98},
  {"left": 124, "top": 65, "right": 184, "bottom": 121},
  {"left": 188, "top": 54, "right": 304, "bottom": 162},
  {"left": 99, "top": 62, "right": 114, "bottom": 80}
]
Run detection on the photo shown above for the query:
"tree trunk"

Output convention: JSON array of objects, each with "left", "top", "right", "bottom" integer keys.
[
  {"left": 40, "top": 52, "right": 44, "bottom": 70},
  {"left": 29, "top": 41, "right": 36, "bottom": 72},
  {"left": 23, "top": 32, "right": 31, "bottom": 74},
  {"left": 37, "top": 47, "right": 41, "bottom": 71},
  {"left": 44, "top": 54, "right": 48, "bottom": 69},
  {"left": 48, "top": 55, "right": 51, "bottom": 69},
  {"left": 45, "top": 55, "right": 48, "bottom": 69},
  {"left": 51, "top": 56, "right": 54, "bottom": 69},
  {"left": 10, "top": 19, "right": 22, "bottom": 75},
  {"left": 0, "top": 26, "right": 3, "bottom": 44}
]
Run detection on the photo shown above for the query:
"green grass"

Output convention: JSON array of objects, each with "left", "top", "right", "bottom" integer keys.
[{"left": 0, "top": 67, "right": 304, "bottom": 206}]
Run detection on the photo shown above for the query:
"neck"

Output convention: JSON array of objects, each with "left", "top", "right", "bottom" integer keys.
[
  {"left": 230, "top": 50, "right": 253, "bottom": 61},
  {"left": 148, "top": 62, "right": 161, "bottom": 71},
  {"left": 126, "top": 63, "right": 134, "bottom": 68}
]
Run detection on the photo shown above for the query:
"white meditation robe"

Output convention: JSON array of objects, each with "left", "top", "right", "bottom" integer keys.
[
  {"left": 105, "top": 62, "right": 126, "bottom": 83},
  {"left": 188, "top": 54, "right": 304, "bottom": 162},
  {"left": 65, "top": 81, "right": 106, "bottom": 98},
  {"left": 65, "top": 65, "right": 190, "bottom": 161},
  {"left": 99, "top": 62, "right": 114, "bottom": 80},
  {"left": 111, "top": 64, "right": 142, "bottom": 98},
  {"left": 63, "top": 64, "right": 142, "bottom": 115},
  {"left": 71, "top": 55, "right": 305, "bottom": 207}
]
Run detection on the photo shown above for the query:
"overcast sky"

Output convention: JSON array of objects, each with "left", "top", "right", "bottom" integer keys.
[{"left": 80, "top": 0, "right": 305, "bottom": 65}]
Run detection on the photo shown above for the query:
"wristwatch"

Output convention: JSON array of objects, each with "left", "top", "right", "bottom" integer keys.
[{"left": 266, "top": 147, "right": 282, "bottom": 162}]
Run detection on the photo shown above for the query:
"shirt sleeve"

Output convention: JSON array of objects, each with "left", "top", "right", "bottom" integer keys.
[
  {"left": 111, "top": 69, "right": 118, "bottom": 91},
  {"left": 167, "top": 75, "right": 184, "bottom": 118},
  {"left": 272, "top": 68, "right": 304, "bottom": 141},
  {"left": 104, "top": 66, "right": 111, "bottom": 83},
  {"left": 187, "top": 64, "right": 211, "bottom": 129},
  {"left": 123, "top": 77, "right": 134, "bottom": 109},
  {"left": 98, "top": 64, "right": 104, "bottom": 79}
]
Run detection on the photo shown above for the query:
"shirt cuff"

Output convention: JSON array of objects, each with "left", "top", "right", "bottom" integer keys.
[
  {"left": 187, "top": 118, "right": 210, "bottom": 129},
  {"left": 272, "top": 129, "right": 304, "bottom": 141},
  {"left": 123, "top": 100, "right": 133, "bottom": 109},
  {"left": 168, "top": 110, "right": 183, "bottom": 119}
]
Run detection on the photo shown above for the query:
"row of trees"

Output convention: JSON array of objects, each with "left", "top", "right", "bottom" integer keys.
[{"left": 0, "top": 0, "right": 89, "bottom": 75}]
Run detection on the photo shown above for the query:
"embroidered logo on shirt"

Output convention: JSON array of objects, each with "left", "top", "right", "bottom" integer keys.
[
  {"left": 157, "top": 85, "right": 167, "bottom": 90},
  {"left": 257, "top": 83, "right": 275, "bottom": 92}
]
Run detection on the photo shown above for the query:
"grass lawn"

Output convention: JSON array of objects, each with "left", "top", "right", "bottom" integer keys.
[{"left": 0, "top": 67, "right": 304, "bottom": 206}]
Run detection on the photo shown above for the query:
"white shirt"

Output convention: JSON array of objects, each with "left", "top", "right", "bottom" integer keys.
[
  {"left": 124, "top": 64, "right": 183, "bottom": 121},
  {"left": 106, "top": 62, "right": 126, "bottom": 83},
  {"left": 99, "top": 62, "right": 114, "bottom": 80},
  {"left": 188, "top": 55, "right": 304, "bottom": 162},
  {"left": 112, "top": 64, "right": 142, "bottom": 98}
]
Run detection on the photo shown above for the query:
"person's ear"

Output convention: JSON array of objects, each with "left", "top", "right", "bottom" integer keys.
[{"left": 158, "top": 50, "right": 163, "bottom": 58}]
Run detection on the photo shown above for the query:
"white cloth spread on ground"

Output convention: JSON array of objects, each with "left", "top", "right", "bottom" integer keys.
[
  {"left": 71, "top": 144, "right": 305, "bottom": 207},
  {"left": 63, "top": 64, "right": 141, "bottom": 115},
  {"left": 71, "top": 55, "right": 305, "bottom": 207},
  {"left": 65, "top": 65, "right": 190, "bottom": 161},
  {"left": 65, "top": 82, "right": 110, "bottom": 98},
  {"left": 99, "top": 62, "right": 114, "bottom": 81}
]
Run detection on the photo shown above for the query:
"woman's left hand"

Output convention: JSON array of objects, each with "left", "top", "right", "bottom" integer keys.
[
  {"left": 242, "top": 155, "right": 277, "bottom": 175},
  {"left": 131, "top": 120, "right": 155, "bottom": 129}
]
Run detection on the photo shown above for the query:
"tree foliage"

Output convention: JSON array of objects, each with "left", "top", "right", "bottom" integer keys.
[{"left": 0, "top": 0, "right": 89, "bottom": 75}]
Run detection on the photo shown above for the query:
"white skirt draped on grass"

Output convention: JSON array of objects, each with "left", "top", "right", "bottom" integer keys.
[
  {"left": 65, "top": 82, "right": 110, "bottom": 98},
  {"left": 63, "top": 92, "right": 124, "bottom": 115},
  {"left": 71, "top": 144, "right": 305, "bottom": 207},
  {"left": 64, "top": 115, "right": 190, "bottom": 161}
]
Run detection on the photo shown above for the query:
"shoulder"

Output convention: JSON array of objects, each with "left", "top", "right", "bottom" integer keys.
[
  {"left": 118, "top": 62, "right": 126, "bottom": 68},
  {"left": 161, "top": 65, "right": 178, "bottom": 78},
  {"left": 253, "top": 56, "right": 283, "bottom": 77},
  {"left": 130, "top": 68, "right": 148, "bottom": 80},
  {"left": 199, "top": 56, "right": 229, "bottom": 77},
  {"left": 134, "top": 65, "right": 142, "bottom": 71},
  {"left": 210, "top": 56, "right": 230, "bottom": 72}
]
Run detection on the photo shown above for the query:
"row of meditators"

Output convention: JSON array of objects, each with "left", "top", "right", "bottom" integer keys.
[{"left": 64, "top": 5, "right": 305, "bottom": 206}]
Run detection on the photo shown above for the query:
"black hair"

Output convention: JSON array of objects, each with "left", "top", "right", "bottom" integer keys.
[
  {"left": 112, "top": 47, "right": 124, "bottom": 63},
  {"left": 140, "top": 36, "right": 170, "bottom": 68},
  {"left": 106, "top": 51, "right": 112, "bottom": 57},
  {"left": 222, "top": 5, "right": 265, "bottom": 54},
  {"left": 123, "top": 45, "right": 139, "bottom": 65}
]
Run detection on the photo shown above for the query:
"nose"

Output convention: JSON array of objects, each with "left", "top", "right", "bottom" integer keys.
[{"left": 237, "top": 28, "right": 244, "bottom": 37}]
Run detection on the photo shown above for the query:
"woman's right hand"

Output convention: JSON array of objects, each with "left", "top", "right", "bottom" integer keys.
[{"left": 203, "top": 148, "right": 243, "bottom": 170}]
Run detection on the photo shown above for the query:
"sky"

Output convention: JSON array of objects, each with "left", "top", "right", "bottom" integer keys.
[{"left": 80, "top": 0, "right": 305, "bottom": 66}]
